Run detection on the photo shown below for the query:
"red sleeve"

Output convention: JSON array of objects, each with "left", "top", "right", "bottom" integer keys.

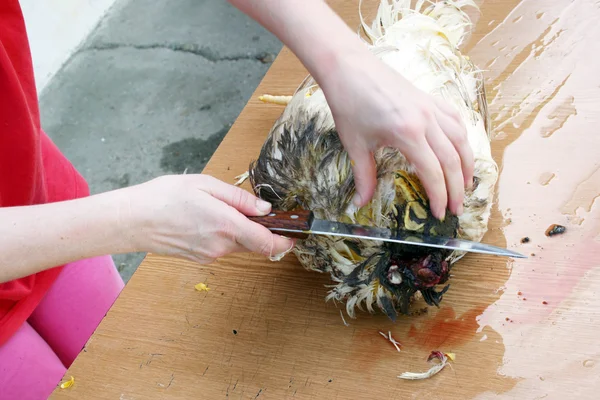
[{"left": 0, "top": 0, "right": 90, "bottom": 347}]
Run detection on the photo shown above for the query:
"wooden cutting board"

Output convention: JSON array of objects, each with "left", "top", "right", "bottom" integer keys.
[{"left": 51, "top": 0, "right": 600, "bottom": 398}]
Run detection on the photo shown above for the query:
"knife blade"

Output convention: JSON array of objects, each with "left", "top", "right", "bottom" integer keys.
[{"left": 249, "top": 209, "right": 526, "bottom": 259}]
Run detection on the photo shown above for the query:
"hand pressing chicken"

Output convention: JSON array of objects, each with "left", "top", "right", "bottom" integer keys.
[
  {"left": 229, "top": 0, "right": 474, "bottom": 219},
  {"left": 243, "top": 0, "right": 499, "bottom": 320},
  {"left": 0, "top": 175, "right": 294, "bottom": 283}
]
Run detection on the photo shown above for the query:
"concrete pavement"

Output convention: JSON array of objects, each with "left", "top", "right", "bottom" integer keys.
[{"left": 39, "top": 0, "right": 282, "bottom": 281}]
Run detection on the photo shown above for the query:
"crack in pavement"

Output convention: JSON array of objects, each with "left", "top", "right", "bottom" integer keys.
[{"left": 80, "top": 42, "right": 277, "bottom": 63}]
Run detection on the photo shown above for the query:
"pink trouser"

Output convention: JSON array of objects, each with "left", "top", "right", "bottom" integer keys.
[{"left": 0, "top": 256, "right": 124, "bottom": 400}]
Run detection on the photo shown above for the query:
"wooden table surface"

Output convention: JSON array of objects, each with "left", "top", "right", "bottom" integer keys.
[{"left": 51, "top": 0, "right": 600, "bottom": 398}]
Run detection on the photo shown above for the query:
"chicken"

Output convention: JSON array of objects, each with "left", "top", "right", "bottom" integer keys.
[{"left": 246, "top": 0, "right": 498, "bottom": 321}]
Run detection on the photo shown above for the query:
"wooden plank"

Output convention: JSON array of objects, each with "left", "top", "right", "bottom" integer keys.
[{"left": 51, "top": 0, "right": 600, "bottom": 398}]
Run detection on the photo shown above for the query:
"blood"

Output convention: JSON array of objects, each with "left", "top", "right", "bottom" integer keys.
[{"left": 407, "top": 305, "right": 486, "bottom": 350}]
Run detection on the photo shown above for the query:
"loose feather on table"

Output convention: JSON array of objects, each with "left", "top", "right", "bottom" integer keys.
[{"left": 247, "top": 0, "right": 498, "bottom": 321}]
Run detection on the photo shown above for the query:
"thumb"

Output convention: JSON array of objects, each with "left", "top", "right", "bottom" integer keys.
[
  {"left": 200, "top": 176, "right": 272, "bottom": 216},
  {"left": 347, "top": 147, "right": 377, "bottom": 208},
  {"left": 237, "top": 218, "right": 296, "bottom": 261}
]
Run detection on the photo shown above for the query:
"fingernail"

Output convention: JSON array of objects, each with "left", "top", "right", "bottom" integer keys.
[
  {"left": 268, "top": 236, "right": 296, "bottom": 262},
  {"left": 436, "top": 208, "right": 445, "bottom": 221},
  {"left": 352, "top": 193, "right": 363, "bottom": 207},
  {"left": 256, "top": 199, "right": 271, "bottom": 214}
]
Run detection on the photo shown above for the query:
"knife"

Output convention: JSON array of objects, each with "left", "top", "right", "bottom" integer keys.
[{"left": 249, "top": 209, "right": 526, "bottom": 258}]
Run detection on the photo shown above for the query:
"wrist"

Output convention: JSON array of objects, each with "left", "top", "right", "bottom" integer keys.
[
  {"left": 312, "top": 43, "right": 370, "bottom": 92},
  {"left": 116, "top": 182, "right": 157, "bottom": 254},
  {"left": 71, "top": 188, "right": 148, "bottom": 256},
  {"left": 284, "top": 4, "right": 372, "bottom": 92},
  {"left": 231, "top": 0, "right": 371, "bottom": 91}
]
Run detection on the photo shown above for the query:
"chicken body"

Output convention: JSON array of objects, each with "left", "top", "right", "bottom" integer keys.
[{"left": 248, "top": 0, "right": 498, "bottom": 320}]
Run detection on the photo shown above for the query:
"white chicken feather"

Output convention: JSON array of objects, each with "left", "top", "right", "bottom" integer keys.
[{"left": 247, "top": 0, "right": 498, "bottom": 320}]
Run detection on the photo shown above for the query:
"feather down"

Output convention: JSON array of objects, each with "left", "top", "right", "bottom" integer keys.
[{"left": 249, "top": 0, "right": 498, "bottom": 319}]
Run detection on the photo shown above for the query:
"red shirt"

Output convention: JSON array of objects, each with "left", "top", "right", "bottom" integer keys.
[{"left": 0, "top": 1, "right": 90, "bottom": 346}]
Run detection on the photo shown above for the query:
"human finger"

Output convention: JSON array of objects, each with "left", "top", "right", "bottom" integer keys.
[
  {"left": 432, "top": 97, "right": 474, "bottom": 188},
  {"left": 398, "top": 135, "right": 447, "bottom": 219},
  {"left": 232, "top": 214, "right": 296, "bottom": 259},
  {"left": 344, "top": 141, "right": 378, "bottom": 208},
  {"left": 433, "top": 103, "right": 474, "bottom": 188},
  {"left": 426, "top": 121, "right": 465, "bottom": 216},
  {"left": 199, "top": 175, "right": 273, "bottom": 216}
]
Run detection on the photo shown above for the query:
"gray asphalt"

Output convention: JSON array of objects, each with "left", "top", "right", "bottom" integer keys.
[{"left": 39, "top": 0, "right": 282, "bottom": 282}]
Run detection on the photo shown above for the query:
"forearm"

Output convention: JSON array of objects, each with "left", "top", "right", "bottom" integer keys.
[
  {"left": 228, "top": 0, "right": 370, "bottom": 85},
  {"left": 0, "top": 189, "right": 141, "bottom": 283}
]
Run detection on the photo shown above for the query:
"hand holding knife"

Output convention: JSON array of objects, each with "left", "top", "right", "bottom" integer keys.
[{"left": 249, "top": 209, "right": 526, "bottom": 258}]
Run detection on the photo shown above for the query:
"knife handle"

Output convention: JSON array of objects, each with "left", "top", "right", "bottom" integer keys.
[{"left": 248, "top": 209, "right": 313, "bottom": 239}]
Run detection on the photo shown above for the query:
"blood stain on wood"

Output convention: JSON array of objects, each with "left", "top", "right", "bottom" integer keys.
[{"left": 406, "top": 305, "right": 486, "bottom": 350}]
